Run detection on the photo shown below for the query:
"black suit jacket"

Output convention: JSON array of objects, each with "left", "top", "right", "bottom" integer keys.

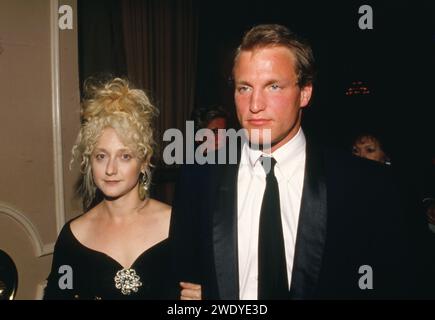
[{"left": 170, "top": 140, "right": 428, "bottom": 299}]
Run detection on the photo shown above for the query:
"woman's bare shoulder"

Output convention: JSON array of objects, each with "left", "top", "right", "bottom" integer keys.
[
  {"left": 150, "top": 198, "right": 171, "bottom": 211},
  {"left": 146, "top": 199, "right": 171, "bottom": 220},
  {"left": 70, "top": 206, "right": 100, "bottom": 239}
]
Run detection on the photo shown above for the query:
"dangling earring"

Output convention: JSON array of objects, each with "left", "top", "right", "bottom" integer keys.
[{"left": 138, "top": 172, "right": 148, "bottom": 201}]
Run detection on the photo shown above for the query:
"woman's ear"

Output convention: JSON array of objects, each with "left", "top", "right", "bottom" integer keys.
[{"left": 140, "top": 163, "right": 147, "bottom": 175}]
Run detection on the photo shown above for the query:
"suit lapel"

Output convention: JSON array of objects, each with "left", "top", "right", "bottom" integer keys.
[
  {"left": 211, "top": 140, "right": 328, "bottom": 299},
  {"left": 289, "top": 141, "right": 328, "bottom": 299},
  {"left": 212, "top": 160, "right": 240, "bottom": 299}
]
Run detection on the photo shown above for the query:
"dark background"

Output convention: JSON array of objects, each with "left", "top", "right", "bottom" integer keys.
[
  {"left": 194, "top": 0, "right": 435, "bottom": 158},
  {"left": 78, "top": 0, "right": 435, "bottom": 201}
]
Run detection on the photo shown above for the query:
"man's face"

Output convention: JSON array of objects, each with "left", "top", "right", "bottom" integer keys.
[{"left": 233, "top": 46, "right": 312, "bottom": 152}]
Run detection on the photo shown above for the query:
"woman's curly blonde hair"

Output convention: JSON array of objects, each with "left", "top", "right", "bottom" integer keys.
[{"left": 72, "top": 78, "right": 159, "bottom": 209}]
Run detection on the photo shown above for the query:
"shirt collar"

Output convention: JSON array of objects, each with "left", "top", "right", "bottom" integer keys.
[
  {"left": 244, "top": 128, "right": 306, "bottom": 179},
  {"left": 247, "top": 144, "right": 264, "bottom": 169},
  {"left": 272, "top": 128, "right": 306, "bottom": 181}
]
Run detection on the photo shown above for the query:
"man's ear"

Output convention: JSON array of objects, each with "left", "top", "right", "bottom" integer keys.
[{"left": 300, "top": 84, "right": 313, "bottom": 108}]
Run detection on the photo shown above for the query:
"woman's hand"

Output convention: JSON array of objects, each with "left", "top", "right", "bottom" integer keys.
[{"left": 180, "top": 282, "right": 202, "bottom": 300}]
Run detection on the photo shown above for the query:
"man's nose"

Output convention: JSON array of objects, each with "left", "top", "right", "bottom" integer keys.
[
  {"left": 105, "top": 158, "right": 117, "bottom": 176},
  {"left": 249, "top": 89, "right": 266, "bottom": 113}
]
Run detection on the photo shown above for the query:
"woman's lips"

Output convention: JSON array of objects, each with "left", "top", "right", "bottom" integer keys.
[{"left": 104, "top": 180, "right": 121, "bottom": 185}]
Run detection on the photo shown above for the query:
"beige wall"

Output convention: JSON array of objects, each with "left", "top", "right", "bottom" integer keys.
[{"left": 0, "top": 0, "right": 81, "bottom": 299}]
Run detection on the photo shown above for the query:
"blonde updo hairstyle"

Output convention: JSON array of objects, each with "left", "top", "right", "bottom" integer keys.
[{"left": 72, "top": 78, "right": 159, "bottom": 208}]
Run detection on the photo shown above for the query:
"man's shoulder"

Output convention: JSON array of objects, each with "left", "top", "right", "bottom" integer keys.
[
  {"left": 176, "top": 162, "right": 218, "bottom": 193},
  {"left": 179, "top": 156, "right": 238, "bottom": 177},
  {"left": 306, "top": 143, "right": 398, "bottom": 204},
  {"left": 178, "top": 162, "right": 214, "bottom": 179}
]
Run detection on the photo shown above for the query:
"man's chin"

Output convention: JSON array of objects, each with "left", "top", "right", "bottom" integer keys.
[
  {"left": 246, "top": 132, "right": 272, "bottom": 150},
  {"left": 246, "top": 127, "right": 272, "bottom": 140},
  {"left": 246, "top": 139, "right": 274, "bottom": 152}
]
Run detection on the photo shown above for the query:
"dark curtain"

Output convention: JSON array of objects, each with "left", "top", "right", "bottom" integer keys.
[
  {"left": 78, "top": 0, "right": 127, "bottom": 93},
  {"left": 122, "top": 0, "right": 199, "bottom": 203},
  {"left": 122, "top": 0, "right": 198, "bottom": 139}
]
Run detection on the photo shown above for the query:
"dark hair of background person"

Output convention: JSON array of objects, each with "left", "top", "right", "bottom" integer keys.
[
  {"left": 350, "top": 130, "right": 392, "bottom": 161},
  {"left": 191, "top": 105, "right": 229, "bottom": 133}
]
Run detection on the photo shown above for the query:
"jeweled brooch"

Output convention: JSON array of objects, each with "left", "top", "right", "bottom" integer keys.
[{"left": 114, "top": 268, "right": 142, "bottom": 295}]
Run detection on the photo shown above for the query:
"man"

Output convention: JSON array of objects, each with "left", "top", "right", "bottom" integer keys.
[
  {"left": 191, "top": 105, "right": 229, "bottom": 151},
  {"left": 171, "top": 24, "right": 425, "bottom": 299}
]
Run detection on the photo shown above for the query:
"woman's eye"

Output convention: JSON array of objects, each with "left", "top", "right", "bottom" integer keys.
[
  {"left": 121, "top": 154, "right": 132, "bottom": 160},
  {"left": 95, "top": 154, "right": 105, "bottom": 160}
]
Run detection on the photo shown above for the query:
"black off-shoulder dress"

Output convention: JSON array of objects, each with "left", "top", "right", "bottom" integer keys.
[{"left": 44, "top": 221, "right": 178, "bottom": 300}]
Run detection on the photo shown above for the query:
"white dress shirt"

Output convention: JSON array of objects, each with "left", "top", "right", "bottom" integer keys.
[{"left": 237, "top": 128, "right": 306, "bottom": 300}]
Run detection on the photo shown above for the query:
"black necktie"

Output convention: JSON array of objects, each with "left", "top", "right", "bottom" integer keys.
[{"left": 258, "top": 157, "right": 289, "bottom": 299}]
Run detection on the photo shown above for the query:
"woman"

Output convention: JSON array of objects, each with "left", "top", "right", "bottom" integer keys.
[
  {"left": 44, "top": 78, "right": 200, "bottom": 299},
  {"left": 352, "top": 133, "right": 391, "bottom": 165}
]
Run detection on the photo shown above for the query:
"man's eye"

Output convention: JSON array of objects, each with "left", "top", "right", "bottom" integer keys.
[
  {"left": 270, "top": 84, "right": 280, "bottom": 91},
  {"left": 237, "top": 86, "right": 250, "bottom": 93}
]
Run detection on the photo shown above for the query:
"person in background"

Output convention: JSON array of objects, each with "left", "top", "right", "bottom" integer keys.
[
  {"left": 44, "top": 78, "right": 200, "bottom": 300},
  {"left": 352, "top": 131, "right": 435, "bottom": 295},
  {"left": 191, "top": 105, "right": 229, "bottom": 151},
  {"left": 352, "top": 132, "right": 391, "bottom": 165}
]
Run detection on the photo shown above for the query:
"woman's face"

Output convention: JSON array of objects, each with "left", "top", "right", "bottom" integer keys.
[
  {"left": 352, "top": 136, "right": 387, "bottom": 163},
  {"left": 91, "top": 127, "right": 142, "bottom": 200}
]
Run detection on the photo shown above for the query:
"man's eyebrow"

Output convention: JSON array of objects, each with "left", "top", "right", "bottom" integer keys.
[
  {"left": 264, "top": 79, "right": 282, "bottom": 86},
  {"left": 235, "top": 79, "right": 286, "bottom": 86},
  {"left": 234, "top": 80, "right": 251, "bottom": 86}
]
